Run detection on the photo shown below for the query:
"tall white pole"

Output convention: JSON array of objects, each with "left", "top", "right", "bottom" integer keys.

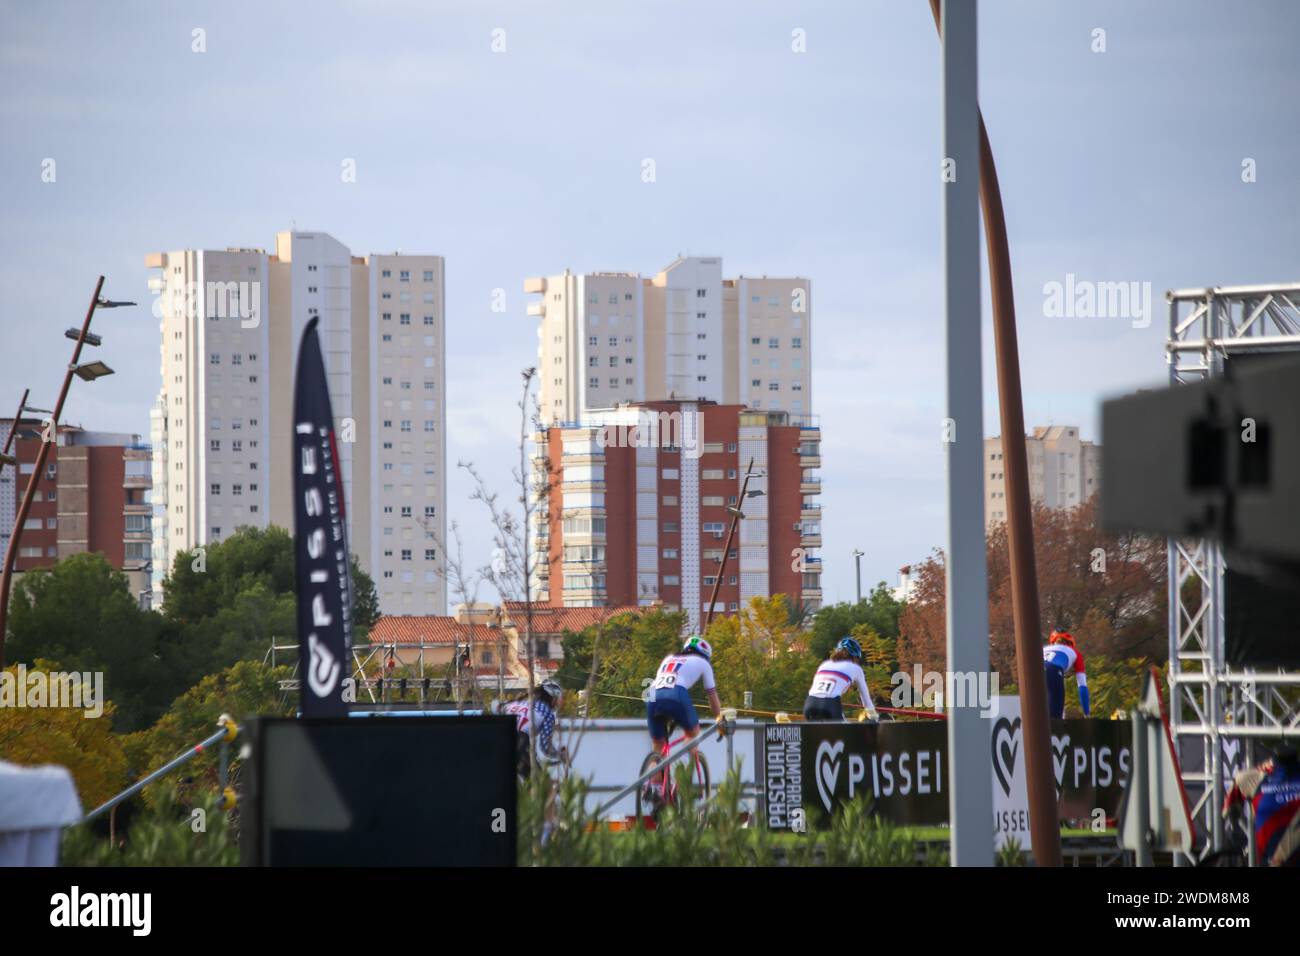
[{"left": 941, "top": 0, "right": 994, "bottom": 867}]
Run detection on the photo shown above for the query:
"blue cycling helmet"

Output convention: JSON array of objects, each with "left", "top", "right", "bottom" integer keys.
[{"left": 836, "top": 637, "right": 863, "bottom": 660}]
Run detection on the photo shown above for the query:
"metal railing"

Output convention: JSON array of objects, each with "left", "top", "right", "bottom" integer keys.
[
  {"left": 82, "top": 714, "right": 239, "bottom": 823},
  {"left": 594, "top": 712, "right": 738, "bottom": 817}
]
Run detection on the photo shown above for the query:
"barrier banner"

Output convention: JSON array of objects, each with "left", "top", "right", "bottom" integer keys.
[{"left": 762, "top": 706, "right": 1131, "bottom": 833}]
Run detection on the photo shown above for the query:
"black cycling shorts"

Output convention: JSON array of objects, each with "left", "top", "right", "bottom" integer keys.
[{"left": 802, "top": 696, "right": 844, "bottom": 721}]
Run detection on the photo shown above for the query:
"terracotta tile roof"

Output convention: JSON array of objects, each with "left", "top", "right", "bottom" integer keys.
[
  {"left": 501, "top": 603, "right": 645, "bottom": 635},
  {"left": 367, "top": 615, "right": 504, "bottom": 646}
]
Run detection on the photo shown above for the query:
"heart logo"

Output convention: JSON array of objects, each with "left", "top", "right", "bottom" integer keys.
[
  {"left": 815, "top": 740, "right": 844, "bottom": 812},
  {"left": 1051, "top": 734, "right": 1071, "bottom": 792},
  {"left": 991, "top": 717, "right": 1022, "bottom": 796}
]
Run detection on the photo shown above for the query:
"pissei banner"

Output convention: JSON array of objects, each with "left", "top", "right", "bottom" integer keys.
[
  {"left": 291, "top": 317, "right": 353, "bottom": 718},
  {"left": 759, "top": 699, "right": 1131, "bottom": 836}
]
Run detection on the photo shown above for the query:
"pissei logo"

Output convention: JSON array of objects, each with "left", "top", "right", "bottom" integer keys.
[{"left": 814, "top": 739, "right": 844, "bottom": 812}]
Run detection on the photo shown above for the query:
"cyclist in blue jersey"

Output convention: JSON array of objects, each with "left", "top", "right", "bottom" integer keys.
[{"left": 1223, "top": 747, "right": 1300, "bottom": 866}]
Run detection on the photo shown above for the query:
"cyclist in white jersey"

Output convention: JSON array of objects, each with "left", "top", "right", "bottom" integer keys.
[
  {"left": 803, "top": 637, "right": 881, "bottom": 722},
  {"left": 645, "top": 636, "right": 725, "bottom": 750}
]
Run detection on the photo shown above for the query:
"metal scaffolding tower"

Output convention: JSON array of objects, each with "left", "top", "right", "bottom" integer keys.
[{"left": 1165, "top": 281, "right": 1300, "bottom": 865}]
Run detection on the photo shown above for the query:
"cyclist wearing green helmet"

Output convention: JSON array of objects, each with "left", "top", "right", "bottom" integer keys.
[{"left": 645, "top": 635, "right": 724, "bottom": 751}]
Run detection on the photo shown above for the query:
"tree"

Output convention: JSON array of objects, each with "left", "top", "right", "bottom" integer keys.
[
  {"left": 897, "top": 498, "right": 1167, "bottom": 680},
  {"left": 6, "top": 553, "right": 171, "bottom": 732},
  {"left": 809, "top": 583, "right": 905, "bottom": 661},
  {"left": 0, "top": 659, "right": 129, "bottom": 810}
]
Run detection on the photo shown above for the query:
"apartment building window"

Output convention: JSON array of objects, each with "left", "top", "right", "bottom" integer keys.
[
  {"left": 401, "top": 549, "right": 412, "bottom": 561},
  {"left": 383, "top": 312, "right": 392, "bottom": 321},
  {"left": 383, "top": 420, "right": 392, "bottom": 428},
  {"left": 608, "top": 336, "right": 618, "bottom": 347},
  {"left": 662, "top": 548, "right": 679, "bottom": 559},
  {"left": 769, "top": 382, "right": 780, "bottom": 391},
  {"left": 751, "top": 379, "right": 761, "bottom": 388},
  {"left": 608, "top": 293, "right": 618, "bottom": 304},
  {"left": 424, "top": 549, "right": 436, "bottom": 561},
  {"left": 209, "top": 353, "right": 220, "bottom": 365},
  {"left": 424, "top": 315, "right": 434, "bottom": 326},
  {"left": 792, "top": 382, "right": 803, "bottom": 391},
  {"left": 400, "top": 420, "right": 411, "bottom": 432},
  {"left": 696, "top": 354, "right": 707, "bottom": 361},
  {"left": 662, "top": 468, "right": 680, "bottom": 480},
  {"left": 231, "top": 418, "right": 242, "bottom": 430},
  {"left": 588, "top": 356, "right": 598, "bottom": 368},
  {"left": 383, "top": 334, "right": 393, "bottom": 342},
  {"left": 589, "top": 377, "right": 599, "bottom": 389},
  {"left": 703, "top": 576, "right": 717, "bottom": 587},
  {"left": 424, "top": 379, "right": 435, "bottom": 390},
  {"left": 663, "top": 575, "right": 680, "bottom": 586},
  {"left": 382, "top": 269, "right": 391, "bottom": 278},
  {"left": 382, "top": 292, "right": 392, "bottom": 300},
  {"left": 768, "top": 338, "right": 779, "bottom": 348},
  {"left": 608, "top": 377, "right": 618, "bottom": 387},
  {"left": 662, "top": 522, "right": 678, "bottom": 533},
  {"left": 696, "top": 333, "right": 707, "bottom": 340},
  {"left": 211, "top": 483, "right": 221, "bottom": 495},
  {"left": 625, "top": 377, "right": 634, "bottom": 385},
  {"left": 400, "top": 271, "right": 410, "bottom": 282},
  {"left": 210, "top": 439, "right": 220, "bottom": 452},
  {"left": 210, "top": 418, "right": 221, "bottom": 430},
  {"left": 662, "top": 496, "right": 678, "bottom": 506},
  {"left": 702, "top": 469, "right": 723, "bottom": 480},
  {"left": 696, "top": 312, "right": 706, "bottom": 320},
  {"left": 308, "top": 265, "right": 317, "bottom": 273},
  {"left": 696, "top": 289, "right": 706, "bottom": 298},
  {"left": 792, "top": 337, "right": 803, "bottom": 349},
  {"left": 400, "top": 314, "right": 411, "bottom": 325},
  {"left": 424, "top": 420, "right": 434, "bottom": 432},
  {"left": 697, "top": 375, "right": 707, "bottom": 382},
  {"left": 769, "top": 295, "right": 779, "bottom": 306},
  {"left": 423, "top": 270, "right": 434, "bottom": 281},
  {"left": 232, "top": 484, "right": 242, "bottom": 496},
  {"left": 608, "top": 356, "right": 618, "bottom": 368},
  {"left": 587, "top": 336, "right": 597, "bottom": 347}
]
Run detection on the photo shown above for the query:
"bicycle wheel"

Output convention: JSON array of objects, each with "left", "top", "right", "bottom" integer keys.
[{"left": 635, "top": 750, "right": 667, "bottom": 825}]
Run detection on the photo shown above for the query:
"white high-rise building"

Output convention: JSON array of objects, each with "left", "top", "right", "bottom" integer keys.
[
  {"left": 145, "top": 230, "right": 447, "bottom": 615},
  {"left": 524, "top": 256, "right": 813, "bottom": 423},
  {"left": 984, "top": 425, "right": 1102, "bottom": 526}
]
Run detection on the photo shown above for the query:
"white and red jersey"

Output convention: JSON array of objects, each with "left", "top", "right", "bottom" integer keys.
[
  {"left": 1043, "top": 643, "right": 1088, "bottom": 688},
  {"left": 807, "top": 659, "right": 877, "bottom": 716},
  {"left": 651, "top": 653, "right": 716, "bottom": 693}
]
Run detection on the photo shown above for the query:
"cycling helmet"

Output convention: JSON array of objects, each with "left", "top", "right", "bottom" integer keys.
[
  {"left": 540, "top": 679, "right": 563, "bottom": 699},
  {"left": 836, "top": 637, "right": 863, "bottom": 660},
  {"left": 682, "top": 635, "right": 713, "bottom": 660},
  {"left": 1049, "top": 630, "right": 1076, "bottom": 648}
]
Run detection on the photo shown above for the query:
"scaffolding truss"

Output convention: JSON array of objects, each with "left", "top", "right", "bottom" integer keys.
[{"left": 1165, "top": 282, "right": 1300, "bottom": 865}]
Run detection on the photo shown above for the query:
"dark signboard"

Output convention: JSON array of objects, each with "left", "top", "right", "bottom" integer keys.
[{"left": 761, "top": 716, "right": 1131, "bottom": 831}]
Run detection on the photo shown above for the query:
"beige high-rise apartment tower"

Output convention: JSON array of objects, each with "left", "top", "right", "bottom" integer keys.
[
  {"left": 145, "top": 230, "right": 447, "bottom": 615},
  {"left": 524, "top": 256, "right": 812, "bottom": 422},
  {"left": 984, "top": 425, "right": 1101, "bottom": 526}
]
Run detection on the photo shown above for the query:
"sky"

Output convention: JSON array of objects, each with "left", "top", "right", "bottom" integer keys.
[{"left": 1, "top": 0, "right": 1297, "bottom": 606}]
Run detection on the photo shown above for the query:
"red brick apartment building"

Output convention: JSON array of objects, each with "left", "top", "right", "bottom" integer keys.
[
  {"left": 533, "top": 401, "right": 822, "bottom": 630},
  {"left": 0, "top": 419, "right": 153, "bottom": 603}
]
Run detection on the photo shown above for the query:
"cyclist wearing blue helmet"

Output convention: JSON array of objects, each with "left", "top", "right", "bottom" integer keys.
[{"left": 803, "top": 637, "right": 880, "bottom": 722}]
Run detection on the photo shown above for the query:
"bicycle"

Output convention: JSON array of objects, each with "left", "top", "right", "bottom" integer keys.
[{"left": 635, "top": 720, "right": 713, "bottom": 824}]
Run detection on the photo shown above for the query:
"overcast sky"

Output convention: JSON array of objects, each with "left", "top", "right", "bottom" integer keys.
[{"left": 2, "top": 0, "right": 1297, "bottom": 605}]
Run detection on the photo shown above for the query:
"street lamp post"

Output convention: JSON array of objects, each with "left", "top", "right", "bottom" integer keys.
[
  {"left": 703, "top": 458, "right": 764, "bottom": 630},
  {"left": 853, "top": 548, "right": 864, "bottom": 604},
  {"left": 0, "top": 278, "right": 130, "bottom": 668}
]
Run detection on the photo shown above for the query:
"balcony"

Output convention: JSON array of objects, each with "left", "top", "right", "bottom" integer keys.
[
  {"left": 523, "top": 277, "right": 547, "bottom": 295},
  {"left": 800, "top": 505, "right": 822, "bottom": 519},
  {"left": 800, "top": 533, "right": 822, "bottom": 548},
  {"left": 799, "top": 478, "right": 821, "bottom": 495}
]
